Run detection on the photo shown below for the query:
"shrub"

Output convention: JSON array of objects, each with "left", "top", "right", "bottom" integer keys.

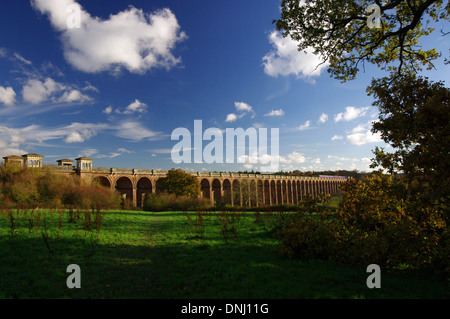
[
  {"left": 143, "top": 193, "right": 210, "bottom": 212},
  {"left": 274, "top": 173, "right": 449, "bottom": 274},
  {"left": 0, "top": 167, "right": 121, "bottom": 210}
]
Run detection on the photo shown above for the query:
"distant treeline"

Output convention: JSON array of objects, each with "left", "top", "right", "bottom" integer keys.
[{"left": 236, "top": 169, "right": 371, "bottom": 180}]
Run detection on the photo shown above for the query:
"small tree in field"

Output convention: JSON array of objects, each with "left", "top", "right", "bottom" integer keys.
[{"left": 157, "top": 169, "right": 201, "bottom": 198}]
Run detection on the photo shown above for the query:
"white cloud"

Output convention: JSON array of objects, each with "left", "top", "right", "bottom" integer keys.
[
  {"left": 31, "top": 0, "right": 187, "bottom": 74},
  {"left": 114, "top": 120, "right": 160, "bottom": 141},
  {"left": 0, "top": 48, "right": 7, "bottom": 58},
  {"left": 0, "top": 122, "right": 109, "bottom": 145},
  {"left": 344, "top": 120, "right": 383, "bottom": 145},
  {"left": 22, "top": 77, "right": 92, "bottom": 105},
  {"left": 64, "top": 131, "right": 84, "bottom": 143},
  {"left": 225, "top": 113, "right": 238, "bottom": 123},
  {"left": 0, "top": 139, "right": 27, "bottom": 159},
  {"left": 22, "top": 78, "right": 61, "bottom": 104},
  {"left": 117, "top": 148, "right": 134, "bottom": 154},
  {"left": 252, "top": 122, "right": 265, "bottom": 129},
  {"left": 125, "top": 99, "right": 147, "bottom": 113},
  {"left": 263, "top": 31, "right": 328, "bottom": 80},
  {"left": 95, "top": 148, "right": 134, "bottom": 159},
  {"left": 280, "top": 151, "right": 307, "bottom": 164},
  {"left": 318, "top": 113, "right": 328, "bottom": 123},
  {"left": 225, "top": 102, "right": 255, "bottom": 122},
  {"left": 334, "top": 106, "right": 370, "bottom": 122},
  {"left": 103, "top": 106, "right": 113, "bottom": 114},
  {"left": 350, "top": 120, "right": 379, "bottom": 134},
  {"left": 13, "top": 53, "right": 32, "bottom": 65},
  {"left": 264, "top": 109, "right": 285, "bottom": 117},
  {"left": 331, "top": 135, "right": 344, "bottom": 141},
  {"left": 0, "top": 86, "right": 16, "bottom": 106},
  {"left": 58, "top": 89, "right": 92, "bottom": 103},
  {"left": 234, "top": 102, "right": 253, "bottom": 113},
  {"left": 346, "top": 131, "right": 382, "bottom": 146},
  {"left": 346, "top": 130, "right": 382, "bottom": 145},
  {"left": 115, "top": 99, "right": 147, "bottom": 114},
  {"left": 61, "top": 122, "right": 108, "bottom": 143},
  {"left": 298, "top": 120, "right": 311, "bottom": 131},
  {"left": 79, "top": 148, "right": 98, "bottom": 157},
  {"left": 237, "top": 150, "right": 328, "bottom": 172}
]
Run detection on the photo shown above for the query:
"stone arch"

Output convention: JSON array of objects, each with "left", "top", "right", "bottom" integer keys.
[
  {"left": 305, "top": 180, "right": 311, "bottom": 197},
  {"left": 250, "top": 180, "right": 257, "bottom": 207},
  {"left": 241, "top": 179, "right": 250, "bottom": 207},
  {"left": 287, "top": 180, "right": 293, "bottom": 204},
  {"left": 282, "top": 180, "right": 287, "bottom": 204},
  {"left": 115, "top": 176, "right": 133, "bottom": 204},
  {"left": 264, "top": 180, "right": 271, "bottom": 205},
  {"left": 297, "top": 180, "right": 302, "bottom": 202},
  {"left": 318, "top": 180, "right": 323, "bottom": 196},
  {"left": 299, "top": 180, "right": 304, "bottom": 201},
  {"left": 257, "top": 180, "right": 264, "bottom": 206},
  {"left": 200, "top": 179, "right": 211, "bottom": 201},
  {"left": 212, "top": 179, "right": 222, "bottom": 206},
  {"left": 293, "top": 180, "right": 298, "bottom": 204},
  {"left": 137, "top": 177, "right": 152, "bottom": 207},
  {"left": 93, "top": 176, "right": 111, "bottom": 188},
  {"left": 270, "top": 180, "right": 276, "bottom": 205},
  {"left": 232, "top": 179, "right": 241, "bottom": 206},
  {"left": 276, "top": 181, "right": 282, "bottom": 205},
  {"left": 223, "top": 179, "right": 232, "bottom": 206},
  {"left": 312, "top": 180, "right": 317, "bottom": 198}
]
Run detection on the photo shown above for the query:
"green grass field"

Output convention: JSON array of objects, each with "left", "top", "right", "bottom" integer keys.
[{"left": 0, "top": 208, "right": 448, "bottom": 299}]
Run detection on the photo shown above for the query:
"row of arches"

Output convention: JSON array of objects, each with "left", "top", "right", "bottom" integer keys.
[
  {"left": 200, "top": 178, "right": 343, "bottom": 207},
  {"left": 92, "top": 175, "right": 345, "bottom": 208},
  {"left": 94, "top": 176, "right": 156, "bottom": 207}
]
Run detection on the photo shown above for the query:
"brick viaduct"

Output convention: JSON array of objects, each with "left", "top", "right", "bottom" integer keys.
[
  {"left": 72, "top": 167, "right": 347, "bottom": 208},
  {"left": 3, "top": 153, "right": 348, "bottom": 208}
]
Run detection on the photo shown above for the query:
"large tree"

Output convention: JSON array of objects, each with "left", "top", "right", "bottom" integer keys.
[
  {"left": 275, "top": 0, "right": 449, "bottom": 81},
  {"left": 368, "top": 74, "right": 449, "bottom": 201},
  {"left": 275, "top": 0, "right": 449, "bottom": 202}
]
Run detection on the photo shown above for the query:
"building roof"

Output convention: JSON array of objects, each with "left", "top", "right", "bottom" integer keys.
[
  {"left": 22, "top": 153, "right": 44, "bottom": 158},
  {"left": 75, "top": 157, "right": 93, "bottom": 161},
  {"left": 3, "top": 155, "right": 23, "bottom": 160},
  {"left": 57, "top": 159, "right": 74, "bottom": 163}
]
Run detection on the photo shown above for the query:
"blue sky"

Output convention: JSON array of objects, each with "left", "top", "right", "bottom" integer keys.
[{"left": 0, "top": 0, "right": 448, "bottom": 173}]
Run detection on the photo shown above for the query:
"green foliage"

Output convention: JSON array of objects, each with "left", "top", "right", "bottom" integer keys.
[
  {"left": 143, "top": 193, "right": 210, "bottom": 212},
  {"left": 0, "top": 166, "right": 121, "bottom": 210},
  {"left": 275, "top": 173, "right": 449, "bottom": 274},
  {"left": 157, "top": 169, "right": 201, "bottom": 198},
  {"left": 275, "top": 0, "right": 448, "bottom": 81},
  {"left": 368, "top": 74, "right": 450, "bottom": 203}
]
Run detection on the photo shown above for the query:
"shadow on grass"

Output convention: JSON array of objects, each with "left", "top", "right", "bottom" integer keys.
[{"left": 1, "top": 235, "right": 448, "bottom": 299}]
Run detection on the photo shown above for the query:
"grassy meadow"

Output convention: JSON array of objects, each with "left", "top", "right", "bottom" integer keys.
[{"left": 0, "top": 205, "right": 448, "bottom": 299}]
